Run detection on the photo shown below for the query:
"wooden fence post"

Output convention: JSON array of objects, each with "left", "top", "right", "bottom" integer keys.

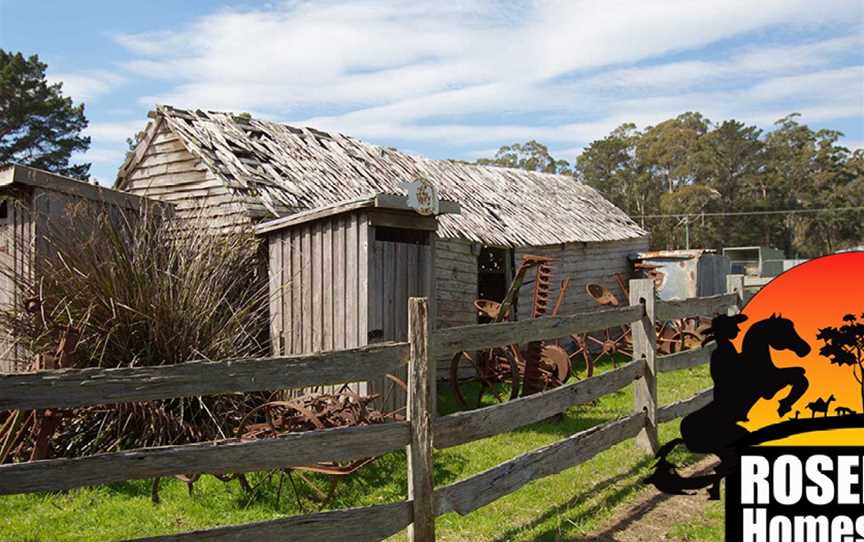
[
  {"left": 629, "top": 279, "right": 658, "bottom": 454},
  {"left": 407, "top": 297, "right": 435, "bottom": 541},
  {"left": 726, "top": 274, "right": 745, "bottom": 315}
]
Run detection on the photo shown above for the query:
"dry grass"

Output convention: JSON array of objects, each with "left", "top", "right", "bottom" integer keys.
[{"left": 0, "top": 203, "right": 271, "bottom": 459}]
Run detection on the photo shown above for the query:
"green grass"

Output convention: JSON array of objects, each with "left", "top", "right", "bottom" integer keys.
[
  {"left": 0, "top": 359, "right": 717, "bottom": 541},
  {"left": 667, "top": 498, "right": 725, "bottom": 542}
]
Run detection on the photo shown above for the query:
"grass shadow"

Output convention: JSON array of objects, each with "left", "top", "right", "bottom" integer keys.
[{"left": 488, "top": 457, "right": 655, "bottom": 542}]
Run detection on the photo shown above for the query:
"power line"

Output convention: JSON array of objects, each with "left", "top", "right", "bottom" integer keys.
[{"left": 639, "top": 206, "right": 864, "bottom": 219}]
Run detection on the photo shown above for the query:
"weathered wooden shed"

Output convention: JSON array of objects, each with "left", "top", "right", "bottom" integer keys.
[
  {"left": 255, "top": 193, "right": 458, "bottom": 409},
  {"left": 0, "top": 164, "right": 164, "bottom": 372},
  {"left": 115, "top": 106, "right": 650, "bottom": 337}
]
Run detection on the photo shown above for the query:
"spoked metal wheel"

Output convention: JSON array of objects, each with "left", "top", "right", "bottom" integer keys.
[
  {"left": 657, "top": 318, "right": 708, "bottom": 354},
  {"left": 569, "top": 328, "right": 632, "bottom": 374},
  {"left": 567, "top": 336, "right": 596, "bottom": 380},
  {"left": 449, "top": 347, "right": 520, "bottom": 409}
]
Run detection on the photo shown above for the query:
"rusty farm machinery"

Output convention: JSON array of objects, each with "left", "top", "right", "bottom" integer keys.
[
  {"left": 569, "top": 273, "right": 708, "bottom": 369},
  {"left": 449, "top": 257, "right": 710, "bottom": 409},
  {"left": 448, "top": 255, "right": 576, "bottom": 408}
]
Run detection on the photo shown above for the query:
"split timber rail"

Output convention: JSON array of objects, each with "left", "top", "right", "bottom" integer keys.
[{"left": 0, "top": 276, "right": 747, "bottom": 541}]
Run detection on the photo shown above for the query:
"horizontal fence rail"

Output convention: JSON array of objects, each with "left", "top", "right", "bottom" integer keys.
[
  {"left": 656, "top": 342, "right": 715, "bottom": 373},
  {"left": 657, "top": 388, "right": 715, "bottom": 424},
  {"left": 431, "top": 304, "right": 643, "bottom": 354},
  {"left": 654, "top": 292, "right": 738, "bottom": 321},
  {"left": 132, "top": 501, "right": 413, "bottom": 542},
  {"left": 434, "top": 360, "right": 646, "bottom": 449},
  {"left": 0, "top": 422, "right": 410, "bottom": 496},
  {"left": 0, "top": 342, "right": 408, "bottom": 411},
  {"left": 434, "top": 413, "right": 646, "bottom": 517},
  {"left": 0, "top": 276, "right": 744, "bottom": 542}
]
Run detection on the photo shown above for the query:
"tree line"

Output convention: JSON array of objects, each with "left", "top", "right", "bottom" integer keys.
[{"left": 477, "top": 114, "right": 864, "bottom": 257}]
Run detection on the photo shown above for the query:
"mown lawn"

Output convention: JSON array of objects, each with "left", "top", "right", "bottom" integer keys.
[{"left": 0, "top": 358, "right": 717, "bottom": 541}]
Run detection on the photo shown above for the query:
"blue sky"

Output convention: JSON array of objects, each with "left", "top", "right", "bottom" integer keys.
[{"left": 1, "top": 0, "right": 862, "bottom": 184}]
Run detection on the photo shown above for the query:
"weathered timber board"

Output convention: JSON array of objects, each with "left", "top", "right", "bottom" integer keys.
[
  {"left": 654, "top": 293, "right": 738, "bottom": 321},
  {"left": 434, "top": 412, "right": 645, "bottom": 516},
  {"left": 0, "top": 343, "right": 408, "bottom": 411},
  {"left": 657, "top": 388, "right": 713, "bottom": 423},
  {"left": 657, "top": 342, "right": 715, "bottom": 373},
  {"left": 0, "top": 422, "right": 410, "bottom": 495},
  {"left": 432, "top": 305, "right": 643, "bottom": 355},
  {"left": 434, "top": 360, "right": 646, "bottom": 449},
  {"left": 128, "top": 501, "right": 412, "bottom": 542}
]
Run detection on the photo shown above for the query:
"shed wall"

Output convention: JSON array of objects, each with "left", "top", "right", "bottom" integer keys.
[
  {"left": 0, "top": 195, "right": 34, "bottom": 373},
  {"left": 122, "top": 122, "right": 250, "bottom": 230},
  {"left": 0, "top": 185, "right": 156, "bottom": 373},
  {"left": 514, "top": 237, "right": 649, "bottom": 316},
  {"left": 434, "top": 237, "right": 477, "bottom": 330},
  {"left": 269, "top": 212, "right": 369, "bottom": 356}
]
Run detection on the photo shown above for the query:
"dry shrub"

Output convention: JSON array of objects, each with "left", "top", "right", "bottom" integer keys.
[{"left": 0, "top": 203, "right": 271, "bottom": 460}]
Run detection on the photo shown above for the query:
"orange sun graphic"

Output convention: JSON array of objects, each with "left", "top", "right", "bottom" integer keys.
[{"left": 733, "top": 251, "right": 864, "bottom": 445}]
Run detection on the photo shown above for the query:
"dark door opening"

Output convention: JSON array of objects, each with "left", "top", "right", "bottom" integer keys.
[{"left": 477, "top": 246, "right": 512, "bottom": 323}]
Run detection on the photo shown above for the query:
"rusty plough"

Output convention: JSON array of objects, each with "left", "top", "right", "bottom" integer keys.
[{"left": 448, "top": 255, "right": 574, "bottom": 409}]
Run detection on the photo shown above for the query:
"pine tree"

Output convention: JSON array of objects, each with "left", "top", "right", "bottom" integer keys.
[{"left": 0, "top": 50, "right": 90, "bottom": 179}]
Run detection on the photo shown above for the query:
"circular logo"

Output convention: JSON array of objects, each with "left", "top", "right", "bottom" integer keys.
[{"left": 736, "top": 252, "right": 864, "bottom": 446}]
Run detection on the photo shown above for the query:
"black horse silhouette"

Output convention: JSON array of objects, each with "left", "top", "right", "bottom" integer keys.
[{"left": 646, "top": 313, "right": 811, "bottom": 498}]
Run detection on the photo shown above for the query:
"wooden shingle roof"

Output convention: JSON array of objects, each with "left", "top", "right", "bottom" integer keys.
[{"left": 118, "top": 105, "right": 646, "bottom": 247}]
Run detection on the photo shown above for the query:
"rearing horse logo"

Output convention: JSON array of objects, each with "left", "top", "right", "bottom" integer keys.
[{"left": 646, "top": 313, "right": 811, "bottom": 498}]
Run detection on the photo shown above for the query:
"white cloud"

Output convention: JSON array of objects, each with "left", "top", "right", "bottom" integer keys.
[
  {"left": 81, "top": 148, "right": 127, "bottom": 165},
  {"left": 86, "top": 120, "right": 145, "bottom": 142},
  {"left": 48, "top": 71, "right": 124, "bottom": 102},
  {"left": 746, "top": 66, "right": 864, "bottom": 101},
  {"left": 107, "top": 0, "right": 864, "bottom": 157}
]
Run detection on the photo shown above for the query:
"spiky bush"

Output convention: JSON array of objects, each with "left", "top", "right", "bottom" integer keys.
[{"left": 0, "top": 202, "right": 271, "bottom": 460}]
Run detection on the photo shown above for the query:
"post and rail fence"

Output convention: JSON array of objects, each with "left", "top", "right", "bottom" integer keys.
[{"left": 0, "top": 276, "right": 746, "bottom": 541}]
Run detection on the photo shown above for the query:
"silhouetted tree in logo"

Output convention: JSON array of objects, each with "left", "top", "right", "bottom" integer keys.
[{"left": 817, "top": 312, "right": 864, "bottom": 412}]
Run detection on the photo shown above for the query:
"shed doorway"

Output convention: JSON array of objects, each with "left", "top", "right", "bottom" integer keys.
[{"left": 477, "top": 246, "right": 513, "bottom": 323}]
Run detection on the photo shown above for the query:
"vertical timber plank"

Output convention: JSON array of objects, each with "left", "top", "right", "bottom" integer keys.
[
  {"left": 345, "top": 215, "right": 358, "bottom": 348},
  {"left": 333, "top": 218, "right": 345, "bottom": 350},
  {"left": 356, "top": 213, "right": 369, "bottom": 396},
  {"left": 322, "top": 220, "right": 333, "bottom": 351},
  {"left": 382, "top": 242, "right": 395, "bottom": 341},
  {"left": 375, "top": 239, "right": 385, "bottom": 334},
  {"left": 420, "top": 239, "right": 435, "bottom": 416},
  {"left": 302, "top": 225, "right": 312, "bottom": 353},
  {"left": 358, "top": 213, "right": 369, "bottom": 347},
  {"left": 312, "top": 223, "right": 323, "bottom": 352},
  {"left": 291, "top": 228, "right": 302, "bottom": 354},
  {"left": 407, "top": 245, "right": 419, "bottom": 297},
  {"left": 629, "top": 278, "right": 658, "bottom": 453},
  {"left": 268, "top": 237, "right": 283, "bottom": 355},
  {"left": 279, "top": 231, "right": 294, "bottom": 354},
  {"left": 394, "top": 243, "right": 408, "bottom": 340},
  {"left": 407, "top": 297, "right": 435, "bottom": 542},
  {"left": 368, "top": 230, "right": 380, "bottom": 339}
]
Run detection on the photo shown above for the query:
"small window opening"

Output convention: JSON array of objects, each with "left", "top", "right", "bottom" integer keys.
[
  {"left": 374, "top": 226, "right": 429, "bottom": 245},
  {"left": 0, "top": 200, "right": 8, "bottom": 220}
]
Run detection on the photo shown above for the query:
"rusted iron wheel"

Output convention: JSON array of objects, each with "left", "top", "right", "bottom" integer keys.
[
  {"left": 449, "top": 347, "right": 520, "bottom": 409},
  {"left": 567, "top": 334, "right": 596, "bottom": 380},
  {"left": 656, "top": 318, "right": 708, "bottom": 354}
]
